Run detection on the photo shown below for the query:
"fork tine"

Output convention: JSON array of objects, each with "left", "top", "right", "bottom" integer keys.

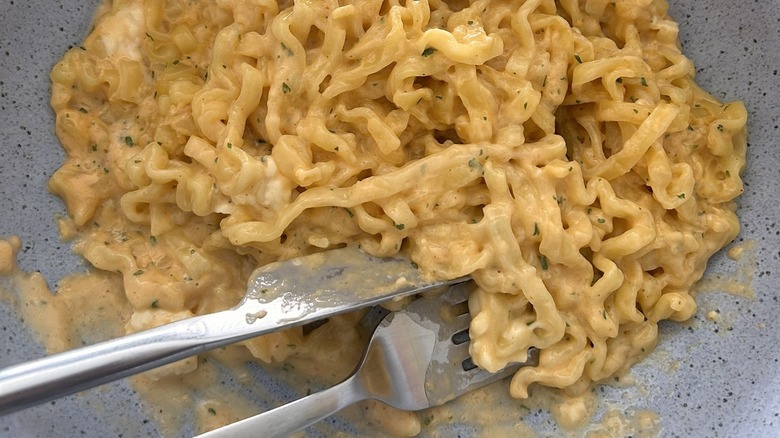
[
  {"left": 456, "top": 347, "right": 540, "bottom": 395},
  {"left": 411, "top": 281, "right": 540, "bottom": 407},
  {"left": 445, "top": 336, "right": 471, "bottom": 359}
]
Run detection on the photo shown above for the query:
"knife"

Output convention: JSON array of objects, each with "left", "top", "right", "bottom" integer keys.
[{"left": 0, "top": 247, "right": 467, "bottom": 415}]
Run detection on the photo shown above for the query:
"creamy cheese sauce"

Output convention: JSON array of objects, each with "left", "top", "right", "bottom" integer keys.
[{"left": 694, "top": 241, "right": 757, "bottom": 299}]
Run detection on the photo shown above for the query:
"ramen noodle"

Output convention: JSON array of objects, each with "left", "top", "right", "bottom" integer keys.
[{"left": 47, "top": 0, "right": 746, "bottom": 433}]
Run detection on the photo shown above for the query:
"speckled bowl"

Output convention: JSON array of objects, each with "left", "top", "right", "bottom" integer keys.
[{"left": 1, "top": 1, "right": 778, "bottom": 436}]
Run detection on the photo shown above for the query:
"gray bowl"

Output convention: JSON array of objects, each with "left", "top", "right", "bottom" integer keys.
[{"left": 1, "top": 1, "right": 778, "bottom": 436}]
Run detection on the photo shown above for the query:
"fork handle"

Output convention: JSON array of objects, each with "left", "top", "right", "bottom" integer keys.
[{"left": 196, "top": 375, "right": 367, "bottom": 437}]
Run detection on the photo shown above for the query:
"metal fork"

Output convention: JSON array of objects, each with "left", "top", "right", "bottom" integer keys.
[{"left": 197, "top": 281, "right": 540, "bottom": 437}]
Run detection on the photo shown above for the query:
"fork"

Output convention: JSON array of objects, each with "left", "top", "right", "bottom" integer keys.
[{"left": 197, "top": 281, "right": 540, "bottom": 437}]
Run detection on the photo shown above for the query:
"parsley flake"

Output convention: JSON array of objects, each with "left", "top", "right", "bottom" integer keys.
[{"left": 468, "top": 158, "right": 483, "bottom": 172}]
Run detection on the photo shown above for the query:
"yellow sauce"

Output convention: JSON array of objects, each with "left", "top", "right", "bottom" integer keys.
[{"left": 694, "top": 240, "right": 757, "bottom": 299}]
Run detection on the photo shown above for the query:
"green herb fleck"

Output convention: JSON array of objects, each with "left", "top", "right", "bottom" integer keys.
[
  {"left": 717, "top": 124, "right": 724, "bottom": 132},
  {"left": 280, "top": 42, "right": 293, "bottom": 56},
  {"left": 207, "top": 408, "right": 216, "bottom": 416},
  {"left": 149, "top": 236, "right": 158, "bottom": 246},
  {"left": 91, "top": 144, "right": 97, "bottom": 152},
  {"left": 227, "top": 142, "right": 233, "bottom": 149},
  {"left": 640, "top": 77, "right": 648, "bottom": 87},
  {"left": 542, "top": 75, "right": 548, "bottom": 87},
  {"left": 467, "top": 20, "right": 474, "bottom": 25},
  {"left": 597, "top": 218, "right": 606, "bottom": 224},
  {"left": 423, "top": 415, "right": 434, "bottom": 426},
  {"left": 151, "top": 300, "right": 159, "bottom": 309},
  {"left": 145, "top": 32, "right": 154, "bottom": 40},
  {"left": 282, "top": 82, "right": 291, "bottom": 94},
  {"left": 124, "top": 136, "right": 134, "bottom": 147},
  {"left": 411, "top": 261, "right": 419, "bottom": 269},
  {"left": 172, "top": 59, "right": 180, "bottom": 65},
  {"left": 133, "top": 270, "right": 144, "bottom": 276},
  {"left": 533, "top": 222, "right": 540, "bottom": 236},
  {"left": 574, "top": 54, "right": 583, "bottom": 64},
  {"left": 524, "top": 102, "right": 528, "bottom": 109},
  {"left": 395, "top": 223, "right": 405, "bottom": 231},
  {"left": 677, "top": 193, "right": 686, "bottom": 199},
  {"left": 421, "top": 47, "right": 437, "bottom": 57},
  {"left": 540, "top": 255, "right": 548, "bottom": 271},
  {"left": 616, "top": 77, "right": 623, "bottom": 84}
]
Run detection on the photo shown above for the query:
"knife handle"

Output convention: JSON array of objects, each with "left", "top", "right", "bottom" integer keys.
[{"left": 0, "top": 306, "right": 265, "bottom": 416}]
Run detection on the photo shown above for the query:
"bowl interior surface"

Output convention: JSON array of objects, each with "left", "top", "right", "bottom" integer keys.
[{"left": 1, "top": 1, "right": 778, "bottom": 436}]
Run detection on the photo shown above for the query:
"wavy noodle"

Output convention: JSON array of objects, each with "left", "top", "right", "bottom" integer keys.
[{"left": 49, "top": 0, "right": 746, "bottom": 430}]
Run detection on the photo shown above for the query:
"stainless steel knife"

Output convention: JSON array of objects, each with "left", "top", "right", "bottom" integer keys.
[{"left": 0, "top": 247, "right": 467, "bottom": 415}]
